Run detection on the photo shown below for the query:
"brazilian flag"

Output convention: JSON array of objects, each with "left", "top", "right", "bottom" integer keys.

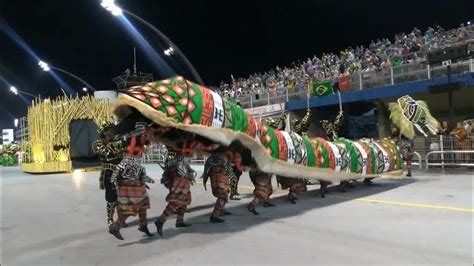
[{"left": 312, "top": 81, "right": 334, "bottom": 97}]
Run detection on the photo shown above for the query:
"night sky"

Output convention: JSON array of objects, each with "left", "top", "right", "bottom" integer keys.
[{"left": 1, "top": 0, "right": 473, "bottom": 130}]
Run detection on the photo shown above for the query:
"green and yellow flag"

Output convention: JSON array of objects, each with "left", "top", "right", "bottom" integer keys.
[{"left": 312, "top": 81, "right": 334, "bottom": 97}]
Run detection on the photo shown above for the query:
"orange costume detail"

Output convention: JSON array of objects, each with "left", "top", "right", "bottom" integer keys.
[{"left": 249, "top": 169, "right": 273, "bottom": 209}]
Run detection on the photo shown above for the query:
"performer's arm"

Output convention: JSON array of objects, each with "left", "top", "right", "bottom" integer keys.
[{"left": 141, "top": 168, "right": 155, "bottom": 184}]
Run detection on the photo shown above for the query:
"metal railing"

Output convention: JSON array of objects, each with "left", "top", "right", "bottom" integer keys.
[
  {"left": 426, "top": 150, "right": 474, "bottom": 169},
  {"left": 239, "top": 56, "right": 474, "bottom": 109},
  {"left": 413, "top": 135, "right": 474, "bottom": 168},
  {"left": 411, "top": 151, "right": 423, "bottom": 170},
  {"left": 142, "top": 144, "right": 206, "bottom": 164}
]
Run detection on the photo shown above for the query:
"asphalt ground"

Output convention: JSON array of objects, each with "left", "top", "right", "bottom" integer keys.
[{"left": 1, "top": 165, "right": 472, "bottom": 265}]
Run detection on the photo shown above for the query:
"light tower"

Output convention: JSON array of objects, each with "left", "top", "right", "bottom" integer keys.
[{"left": 112, "top": 47, "right": 153, "bottom": 90}]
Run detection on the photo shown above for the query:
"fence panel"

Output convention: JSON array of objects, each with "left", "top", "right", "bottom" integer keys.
[{"left": 414, "top": 135, "right": 474, "bottom": 168}]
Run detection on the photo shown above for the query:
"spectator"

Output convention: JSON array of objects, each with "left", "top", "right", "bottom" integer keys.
[
  {"left": 211, "top": 21, "right": 474, "bottom": 104},
  {"left": 463, "top": 120, "right": 472, "bottom": 134},
  {"left": 439, "top": 121, "right": 450, "bottom": 135},
  {"left": 450, "top": 122, "right": 470, "bottom": 162}
]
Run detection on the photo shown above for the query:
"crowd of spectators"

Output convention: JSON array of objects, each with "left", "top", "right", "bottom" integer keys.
[{"left": 211, "top": 22, "right": 473, "bottom": 100}]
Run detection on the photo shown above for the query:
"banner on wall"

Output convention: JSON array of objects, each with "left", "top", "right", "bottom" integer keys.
[{"left": 246, "top": 103, "right": 285, "bottom": 117}]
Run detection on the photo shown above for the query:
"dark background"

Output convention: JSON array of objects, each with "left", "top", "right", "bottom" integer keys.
[{"left": 1, "top": 0, "right": 473, "bottom": 130}]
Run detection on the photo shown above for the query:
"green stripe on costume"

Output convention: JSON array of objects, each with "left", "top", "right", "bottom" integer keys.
[
  {"left": 188, "top": 82, "right": 203, "bottom": 124},
  {"left": 229, "top": 101, "right": 248, "bottom": 132},
  {"left": 302, "top": 136, "right": 315, "bottom": 167},
  {"left": 335, "top": 138, "right": 359, "bottom": 173}
]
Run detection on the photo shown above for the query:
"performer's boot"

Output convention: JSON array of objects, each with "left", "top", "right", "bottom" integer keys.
[
  {"left": 288, "top": 193, "right": 297, "bottom": 204},
  {"left": 229, "top": 180, "right": 241, "bottom": 200},
  {"left": 176, "top": 222, "right": 192, "bottom": 227},
  {"left": 106, "top": 202, "right": 116, "bottom": 227},
  {"left": 210, "top": 216, "right": 225, "bottom": 223},
  {"left": 109, "top": 228, "right": 124, "bottom": 240},
  {"left": 263, "top": 202, "right": 275, "bottom": 207},
  {"left": 406, "top": 161, "right": 412, "bottom": 177},
  {"left": 154, "top": 218, "right": 165, "bottom": 236},
  {"left": 363, "top": 178, "right": 374, "bottom": 186},
  {"left": 109, "top": 226, "right": 124, "bottom": 240},
  {"left": 319, "top": 181, "right": 328, "bottom": 198},
  {"left": 138, "top": 225, "right": 154, "bottom": 237},
  {"left": 220, "top": 210, "right": 232, "bottom": 216},
  {"left": 230, "top": 195, "right": 241, "bottom": 200},
  {"left": 338, "top": 181, "right": 348, "bottom": 193},
  {"left": 248, "top": 207, "right": 260, "bottom": 215},
  {"left": 176, "top": 211, "right": 191, "bottom": 228},
  {"left": 346, "top": 181, "right": 355, "bottom": 188}
]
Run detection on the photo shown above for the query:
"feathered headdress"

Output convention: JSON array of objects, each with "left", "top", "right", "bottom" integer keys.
[{"left": 388, "top": 95, "right": 439, "bottom": 139}]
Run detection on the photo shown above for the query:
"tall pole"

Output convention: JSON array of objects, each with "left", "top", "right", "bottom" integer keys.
[
  {"left": 50, "top": 66, "right": 96, "bottom": 91},
  {"left": 123, "top": 10, "right": 204, "bottom": 85},
  {"left": 133, "top": 46, "right": 137, "bottom": 75},
  {"left": 447, "top": 65, "right": 454, "bottom": 125}
]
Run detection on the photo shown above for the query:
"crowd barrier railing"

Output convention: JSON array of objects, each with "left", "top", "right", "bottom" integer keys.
[
  {"left": 238, "top": 56, "right": 474, "bottom": 109},
  {"left": 426, "top": 151, "right": 474, "bottom": 169},
  {"left": 413, "top": 135, "right": 474, "bottom": 169},
  {"left": 411, "top": 151, "right": 423, "bottom": 170}
]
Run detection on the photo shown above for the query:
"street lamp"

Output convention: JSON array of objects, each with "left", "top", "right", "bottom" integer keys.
[
  {"left": 101, "top": 0, "right": 205, "bottom": 85},
  {"left": 82, "top": 87, "right": 88, "bottom": 92},
  {"left": 9, "top": 86, "right": 37, "bottom": 98},
  {"left": 38, "top": 60, "right": 96, "bottom": 91},
  {"left": 164, "top": 47, "right": 174, "bottom": 56},
  {"left": 10, "top": 86, "right": 18, "bottom": 95},
  {"left": 101, "top": 0, "right": 122, "bottom": 16},
  {"left": 14, "top": 118, "right": 19, "bottom": 128},
  {"left": 38, "top": 61, "right": 50, "bottom": 71}
]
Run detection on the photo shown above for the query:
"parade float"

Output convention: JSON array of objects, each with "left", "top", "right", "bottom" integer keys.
[{"left": 21, "top": 95, "right": 114, "bottom": 173}]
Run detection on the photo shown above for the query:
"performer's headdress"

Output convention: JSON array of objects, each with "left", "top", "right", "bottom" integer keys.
[
  {"left": 265, "top": 113, "right": 286, "bottom": 131},
  {"left": 294, "top": 108, "right": 312, "bottom": 135},
  {"left": 97, "top": 120, "right": 116, "bottom": 138},
  {"left": 388, "top": 95, "right": 439, "bottom": 139}
]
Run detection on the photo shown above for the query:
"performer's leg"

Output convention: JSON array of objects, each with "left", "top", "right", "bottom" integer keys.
[
  {"left": 137, "top": 208, "right": 153, "bottom": 237},
  {"left": 154, "top": 202, "right": 177, "bottom": 236},
  {"left": 105, "top": 173, "right": 126, "bottom": 228},
  {"left": 338, "top": 181, "right": 348, "bottom": 193},
  {"left": 109, "top": 212, "right": 128, "bottom": 240},
  {"left": 346, "top": 180, "right": 355, "bottom": 188},
  {"left": 263, "top": 184, "right": 275, "bottom": 207},
  {"left": 288, "top": 189, "right": 297, "bottom": 204},
  {"left": 248, "top": 197, "right": 260, "bottom": 215},
  {"left": 263, "top": 200, "right": 276, "bottom": 207},
  {"left": 210, "top": 198, "right": 226, "bottom": 223},
  {"left": 406, "top": 159, "right": 412, "bottom": 177},
  {"left": 234, "top": 173, "right": 241, "bottom": 195},
  {"left": 363, "top": 178, "right": 374, "bottom": 186},
  {"left": 176, "top": 206, "right": 191, "bottom": 227},
  {"left": 229, "top": 178, "right": 241, "bottom": 200},
  {"left": 106, "top": 202, "right": 116, "bottom": 226},
  {"left": 319, "top": 181, "right": 329, "bottom": 198}
]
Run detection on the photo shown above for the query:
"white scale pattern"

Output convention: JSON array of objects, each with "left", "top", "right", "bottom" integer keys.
[
  {"left": 281, "top": 131, "right": 296, "bottom": 164},
  {"left": 210, "top": 91, "right": 225, "bottom": 128}
]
